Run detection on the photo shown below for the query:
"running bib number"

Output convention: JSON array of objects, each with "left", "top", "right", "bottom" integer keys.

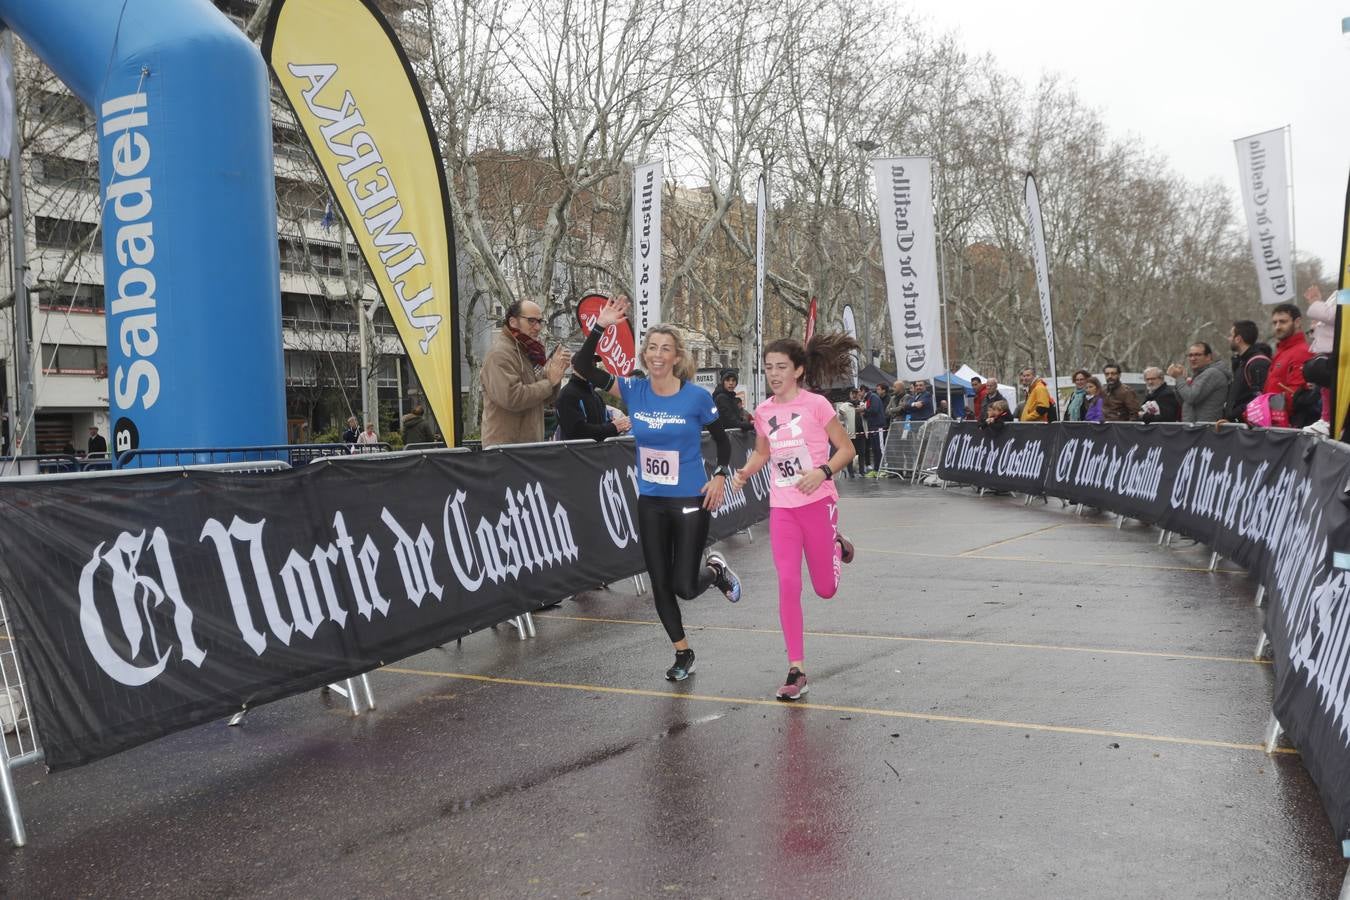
[
  {"left": 639, "top": 448, "right": 680, "bottom": 485},
  {"left": 772, "top": 448, "right": 812, "bottom": 487}
]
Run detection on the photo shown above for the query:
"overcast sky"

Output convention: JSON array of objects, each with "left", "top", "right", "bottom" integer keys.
[{"left": 908, "top": 0, "right": 1348, "bottom": 275}]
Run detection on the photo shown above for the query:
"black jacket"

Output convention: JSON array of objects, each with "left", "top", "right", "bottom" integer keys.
[
  {"left": 1227, "top": 343, "right": 1272, "bottom": 421},
  {"left": 401, "top": 413, "right": 436, "bottom": 445},
  {"left": 713, "top": 384, "right": 751, "bottom": 430},
  {"left": 556, "top": 374, "right": 619, "bottom": 441},
  {"left": 1140, "top": 384, "right": 1181, "bottom": 424}
]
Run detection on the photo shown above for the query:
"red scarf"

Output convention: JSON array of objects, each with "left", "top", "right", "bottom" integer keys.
[{"left": 508, "top": 327, "right": 547, "bottom": 367}]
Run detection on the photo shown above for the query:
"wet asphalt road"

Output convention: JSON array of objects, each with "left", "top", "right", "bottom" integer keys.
[{"left": 2, "top": 479, "right": 1346, "bottom": 898}]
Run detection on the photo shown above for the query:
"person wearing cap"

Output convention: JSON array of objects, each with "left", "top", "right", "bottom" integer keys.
[{"left": 713, "top": 368, "right": 751, "bottom": 430}]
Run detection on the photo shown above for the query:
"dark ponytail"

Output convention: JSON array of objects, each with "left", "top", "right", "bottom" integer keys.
[{"left": 764, "top": 333, "right": 860, "bottom": 391}]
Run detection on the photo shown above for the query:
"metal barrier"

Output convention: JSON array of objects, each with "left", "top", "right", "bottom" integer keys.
[
  {"left": 911, "top": 416, "right": 954, "bottom": 484},
  {"left": 117, "top": 442, "right": 391, "bottom": 469},
  {"left": 0, "top": 455, "right": 387, "bottom": 847},
  {"left": 0, "top": 454, "right": 113, "bottom": 476},
  {"left": 880, "top": 416, "right": 951, "bottom": 481},
  {"left": 0, "top": 589, "right": 41, "bottom": 848}
]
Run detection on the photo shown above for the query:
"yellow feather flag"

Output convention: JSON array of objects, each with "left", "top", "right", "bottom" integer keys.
[
  {"left": 263, "top": 0, "right": 462, "bottom": 443},
  {"left": 1335, "top": 174, "right": 1350, "bottom": 440}
]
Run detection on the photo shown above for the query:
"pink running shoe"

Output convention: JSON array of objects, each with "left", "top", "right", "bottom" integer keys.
[{"left": 775, "top": 668, "right": 809, "bottom": 701}]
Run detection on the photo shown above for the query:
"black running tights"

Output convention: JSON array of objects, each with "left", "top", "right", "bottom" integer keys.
[{"left": 638, "top": 495, "right": 715, "bottom": 643}]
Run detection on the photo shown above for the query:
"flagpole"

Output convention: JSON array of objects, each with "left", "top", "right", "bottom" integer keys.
[
  {"left": 754, "top": 173, "right": 767, "bottom": 407},
  {"left": 5, "top": 31, "right": 33, "bottom": 457},
  {"left": 1286, "top": 124, "right": 1297, "bottom": 295},
  {"left": 934, "top": 160, "right": 953, "bottom": 416}
]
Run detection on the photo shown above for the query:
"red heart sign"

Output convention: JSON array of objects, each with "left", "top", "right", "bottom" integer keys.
[{"left": 576, "top": 293, "right": 636, "bottom": 376}]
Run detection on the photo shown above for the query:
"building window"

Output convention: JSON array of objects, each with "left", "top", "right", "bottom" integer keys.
[
  {"left": 35, "top": 216, "right": 98, "bottom": 250},
  {"left": 279, "top": 238, "right": 367, "bottom": 279},
  {"left": 284, "top": 351, "right": 319, "bottom": 386},
  {"left": 272, "top": 123, "right": 311, "bottom": 161},
  {"left": 37, "top": 154, "right": 98, "bottom": 191},
  {"left": 276, "top": 178, "right": 328, "bottom": 222},
  {"left": 36, "top": 90, "right": 89, "bottom": 128},
  {"left": 40, "top": 343, "right": 107, "bottom": 376},
  {"left": 39, "top": 283, "right": 104, "bottom": 314}
]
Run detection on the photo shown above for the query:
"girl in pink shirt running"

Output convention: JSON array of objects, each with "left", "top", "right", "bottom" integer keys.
[{"left": 730, "top": 335, "right": 858, "bottom": 701}]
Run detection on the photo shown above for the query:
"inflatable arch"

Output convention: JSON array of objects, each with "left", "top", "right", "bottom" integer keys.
[{"left": 1, "top": 0, "right": 285, "bottom": 458}]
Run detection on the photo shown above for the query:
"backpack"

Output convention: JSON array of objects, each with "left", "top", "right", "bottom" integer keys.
[
  {"left": 1242, "top": 353, "right": 1272, "bottom": 390},
  {"left": 1245, "top": 392, "right": 1289, "bottom": 429}
]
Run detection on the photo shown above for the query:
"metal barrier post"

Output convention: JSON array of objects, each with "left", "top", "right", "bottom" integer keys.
[
  {"left": 360, "top": 674, "right": 377, "bottom": 711},
  {"left": 1254, "top": 584, "right": 1265, "bottom": 608},
  {"left": 1255, "top": 630, "right": 1271, "bottom": 659},
  {"left": 0, "top": 744, "right": 23, "bottom": 847},
  {"left": 0, "top": 589, "right": 41, "bottom": 848},
  {"left": 1264, "top": 713, "right": 1284, "bottom": 754},
  {"left": 1208, "top": 551, "right": 1221, "bottom": 573}
]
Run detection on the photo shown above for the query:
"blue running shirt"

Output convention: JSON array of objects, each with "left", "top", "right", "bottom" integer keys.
[{"left": 618, "top": 377, "right": 719, "bottom": 497}]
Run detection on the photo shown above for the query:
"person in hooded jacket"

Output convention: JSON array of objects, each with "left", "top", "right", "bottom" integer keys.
[
  {"left": 1168, "top": 343, "right": 1231, "bottom": 423},
  {"left": 557, "top": 371, "right": 632, "bottom": 441},
  {"left": 713, "top": 369, "right": 752, "bottom": 430},
  {"left": 401, "top": 406, "right": 436, "bottom": 445}
]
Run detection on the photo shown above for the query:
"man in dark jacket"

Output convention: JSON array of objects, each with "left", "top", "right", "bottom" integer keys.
[
  {"left": 557, "top": 373, "right": 631, "bottom": 441},
  {"left": 1138, "top": 368, "right": 1181, "bottom": 423},
  {"left": 401, "top": 406, "right": 437, "bottom": 445},
  {"left": 903, "top": 380, "right": 935, "bottom": 422},
  {"left": 862, "top": 385, "right": 886, "bottom": 474},
  {"left": 712, "top": 368, "right": 751, "bottom": 430},
  {"left": 1224, "top": 319, "right": 1271, "bottom": 422}
]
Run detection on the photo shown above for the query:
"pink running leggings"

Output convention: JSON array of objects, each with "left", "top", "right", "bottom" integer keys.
[{"left": 770, "top": 496, "right": 842, "bottom": 662}]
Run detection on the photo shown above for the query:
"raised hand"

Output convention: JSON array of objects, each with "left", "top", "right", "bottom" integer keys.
[{"left": 596, "top": 295, "right": 630, "bottom": 329}]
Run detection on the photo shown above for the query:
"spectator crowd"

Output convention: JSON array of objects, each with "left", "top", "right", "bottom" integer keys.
[{"left": 969, "top": 287, "right": 1336, "bottom": 437}]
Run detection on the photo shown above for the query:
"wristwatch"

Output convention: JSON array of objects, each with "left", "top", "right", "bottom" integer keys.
[
  {"left": 818, "top": 464, "right": 833, "bottom": 480},
  {"left": 713, "top": 465, "right": 732, "bottom": 478}
]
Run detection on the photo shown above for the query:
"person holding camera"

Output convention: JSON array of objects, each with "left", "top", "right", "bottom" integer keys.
[{"left": 481, "top": 300, "right": 572, "bottom": 447}]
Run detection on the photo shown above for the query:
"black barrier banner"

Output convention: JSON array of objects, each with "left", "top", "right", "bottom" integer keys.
[
  {"left": 937, "top": 423, "right": 1057, "bottom": 494},
  {"left": 0, "top": 435, "right": 768, "bottom": 770},
  {"left": 939, "top": 420, "right": 1350, "bottom": 842}
]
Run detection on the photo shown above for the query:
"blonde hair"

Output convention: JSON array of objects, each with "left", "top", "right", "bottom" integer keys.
[{"left": 643, "top": 324, "right": 697, "bottom": 382}]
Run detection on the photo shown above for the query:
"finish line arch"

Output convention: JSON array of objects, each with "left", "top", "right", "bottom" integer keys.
[{"left": 1, "top": 0, "right": 285, "bottom": 458}]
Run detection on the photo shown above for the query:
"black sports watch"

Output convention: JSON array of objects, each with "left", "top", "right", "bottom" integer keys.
[
  {"left": 818, "top": 464, "right": 833, "bottom": 480},
  {"left": 713, "top": 465, "right": 732, "bottom": 478}
]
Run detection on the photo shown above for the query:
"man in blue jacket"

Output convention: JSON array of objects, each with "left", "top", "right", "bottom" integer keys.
[{"left": 904, "top": 379, "right": 935, "bottom": 422}]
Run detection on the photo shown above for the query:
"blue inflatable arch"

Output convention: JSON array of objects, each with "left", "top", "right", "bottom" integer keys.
[{"left": 0, "top": 0, "right": 285, "bottom": 458}]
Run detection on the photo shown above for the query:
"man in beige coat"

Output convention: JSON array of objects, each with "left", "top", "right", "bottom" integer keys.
[{"left": 480, "top": 300, "right": 572, "bottom": 447}]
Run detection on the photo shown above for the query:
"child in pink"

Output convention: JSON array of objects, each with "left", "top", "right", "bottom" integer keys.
[{"left": 731, "top": 336, "right": 859, "bottom": 701}]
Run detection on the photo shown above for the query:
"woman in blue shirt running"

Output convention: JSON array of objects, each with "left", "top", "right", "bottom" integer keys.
[{"left": 574, "top": 295, "right": 741, "bottom": 682}]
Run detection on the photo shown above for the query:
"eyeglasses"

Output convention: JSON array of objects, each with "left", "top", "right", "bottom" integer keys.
[
  {"left": 517, "top": 316, "right": 544, "bottom": 326},
  {"left": 1186, "top": 351, "right": 1205, "bottom": 357}
]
